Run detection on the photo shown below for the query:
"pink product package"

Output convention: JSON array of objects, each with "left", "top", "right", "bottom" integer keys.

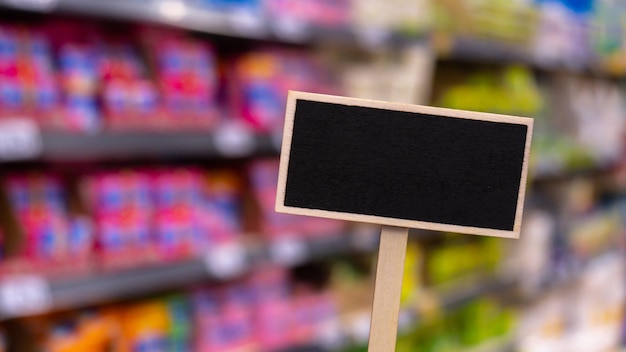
[
  {"left": 292, "top": 290, "right": 338, "bottom": 344},
  {"left": 0, "top": 26, "right": 59, "bottom": 121},
  {"left": 265, "top": 0, "right": 352, "bottom": 28},
  {"left": 94, "top": 211, "right": 151, "bottom": 254},
  {"left": 193, "top": 283, "right": 256, "bottom": 352},
  {"left": 43, "top": 19, "right": 106, "bottom": 132},
  {"left": 85, "top": 171, "right": 153, "bottom": 255},
  {"left": 249, "top": 268, "right": 295, "bottom": 350},
  {"left": 151, "top": 169, "right": 203, "bottom": 258},
  {"left": 230, "top": 49, "right": 339, "bottom": 133},
  {"left": 85, "top": 168, "right": 243, "bottom": 259},
  {"left": 192, "top": 269, "right": 295, "bottom": 351},
  {"left": 248, "top": 159, "right": 346, "bottom": 238},
  {"left": 86, "top": 171, "right": 152, "bottom": 216},
  {"left": 157, "top": 40, "right": 217, "bottom": 112},
  {"left": 57, "top": 43, "right": 101, "bottom": 132},
  {"left": 200, "top": 170, "right": 242, "bottom": 244},
  {"left": 97, "top": 42, "right": 162, "bottom": 129},
  {"left": 255, "top": 298, "right": 294, "bottom": 351},
  {"left": 138, "top": 28, "right": 221, "bottom": 128},
  {"left": 5, "top": 175, "right": 92, "bottom": 261}
]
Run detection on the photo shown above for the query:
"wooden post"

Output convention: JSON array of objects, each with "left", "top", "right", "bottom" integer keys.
[{"left": 368, "top": 226, "right": 409, "bottom": 352}]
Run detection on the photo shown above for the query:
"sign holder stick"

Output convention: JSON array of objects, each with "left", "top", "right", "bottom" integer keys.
[{"left": 367, "top": 225, "right": 409, "bottom": 352}]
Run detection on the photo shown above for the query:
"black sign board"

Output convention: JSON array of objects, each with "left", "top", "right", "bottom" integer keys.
[{"left": 276, "top": 91, "right": 533, "bottom": 238}]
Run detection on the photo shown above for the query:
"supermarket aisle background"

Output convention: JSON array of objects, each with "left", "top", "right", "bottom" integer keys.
[{"left": 0, "top": 0, "right": 625, "bottom": 351}]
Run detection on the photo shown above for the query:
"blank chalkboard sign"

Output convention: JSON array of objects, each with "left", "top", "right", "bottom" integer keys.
[{"left": 276, "top": 91, "right": 533, "bottom": 239}]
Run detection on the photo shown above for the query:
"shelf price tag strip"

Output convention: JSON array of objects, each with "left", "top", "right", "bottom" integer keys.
[
  {"left": 1, "top": 0, "right": 57, "bottom": 11},
  {"left": 213, "top": 123, "right": 256, "bottom": 157},
  {"left": 0, "top": 275, "right": 52, "bottom": 319},
  {"left": 203, "top": 242, "right": 248, "bottom": 279},
  {"left": 275, "top": 91, "right": 533, "bottom": 351},
  {"left": 270, "top": 236, "right": 309, "bottom": 265},
  {"left": 0, "top": 118, "right": 42, "bottom": 161}
]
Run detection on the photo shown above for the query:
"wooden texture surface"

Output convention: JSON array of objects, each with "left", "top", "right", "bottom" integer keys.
[
  {"left": 368, "top": 226, "right": 409, "bottom": 352},
  {"left": 276, "top": 91, "right": 533, "bottom": 238}
]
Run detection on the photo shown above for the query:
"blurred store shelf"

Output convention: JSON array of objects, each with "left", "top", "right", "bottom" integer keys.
[
  {"left": 435, "top": 35, "right": 614, "bottom": 77},
  {"left": 2, "top": 0, "right": 269, "bottom": 38},
  {"left": 276, "top": 345, "right": 327, "bottom": 352},
  {"left": 435, "top": 35, "right": 532, "bottom": 66},
  {"left": 531, "top": 158, "right": 620, "bottom": 181},
  {"left": 0, "top": 0, "right": 619, "bottom": 76},
  {"left": 0, "top": 0, "right": 410, "bottom": 48},
  {"left": 438, "top": 275, "right": 518, "bottom": 309},
  {"left": 0, "top": 231, "right": 379, "bottom": 320},
  {"left": 2, "top": 126, "right": 621, "bottom": 186},
  {"left": 0, "top": 127, "right": 281, "bottom": 162}
]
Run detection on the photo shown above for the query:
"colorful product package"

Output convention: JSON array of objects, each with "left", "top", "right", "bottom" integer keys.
[
  {"left": 117, "top": 300, "right": 170, "bottom": 352},
  {"left": 193, "top": 283, "right": 256, "bottom": 352},
  {"left": 152, "top": 168, "right": 202, "bottom": 259},
  {"left": 165, "top": 295, "right": 192, "bottom": 352},
  {"left": 44, "top": 20, "right": 104, "bottom": 132},
  {"left": 98, "top": 42, "right": 160, "bottom": 130},
  {"left": 151, "top": 168, "right": 243, "bottom": 258},
  {"left": 265, "top": 0, "right": 352, "bottom": 29},
  {"left": 83, "top": 170, "right": 154, "bottom": 267},
  {"left": 37, "top": 310, "right": 114, "bottom": 352},
  {"left": 292, "top": 290, "right": 338, "bottom": 346},
  {"left": 4, "top": 174, "right": 92, "bottom": 263},
  {"left": 248, "top": 268, "right": 294, "bottom": 351},
  {"left": 0, "top": 26, "right": 59, "bottom": 123},
  {"left": 139, "top": 28, "right": 220, "bottom": 129},
  {"left": 199, "top": 170, "right": 242, "bottom": 245},
  {"left": 230, "top": 49, "right": 339, "bottom": 133},
  {"left": 57, "top": 44, "right": 101, "bottom": 132},
  {"left": 248, "top": 159, "right": 346, "bottom": 239},
  {"left": 247, "top": 159, "right": 304, "bottom": 236},
  {"left": 83, "top": 167, "right": 246, "bottom": 266}
]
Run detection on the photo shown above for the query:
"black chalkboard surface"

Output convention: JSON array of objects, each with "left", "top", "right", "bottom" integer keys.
[{"left": 276, "top": 91, "right": 533, "bottom": 238}]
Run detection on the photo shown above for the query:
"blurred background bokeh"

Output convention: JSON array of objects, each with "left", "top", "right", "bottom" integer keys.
[{"left": 0, "top": 0, "right": 625, "bottom": 351}]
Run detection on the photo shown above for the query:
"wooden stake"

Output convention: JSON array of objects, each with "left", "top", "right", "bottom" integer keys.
[{"left": 368, "top": 226, "right": 409, "bottom": 352}]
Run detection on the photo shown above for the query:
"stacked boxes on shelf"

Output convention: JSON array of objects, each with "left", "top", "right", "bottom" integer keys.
[
  {"left": 0, "top": 162, "right": 351, "bottom": 277},
  {"left": 0, "top": 21, "right": 337, "bottom": 135}
]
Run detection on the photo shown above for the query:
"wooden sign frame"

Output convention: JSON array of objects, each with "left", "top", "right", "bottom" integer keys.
[
  {"left": 275, "top": 91, "right": 533, "bottom": 351},
  {"left": 276, "top": 91, "right": 534, "bottom": 239}
]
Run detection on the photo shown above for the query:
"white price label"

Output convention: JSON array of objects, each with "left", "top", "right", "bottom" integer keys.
[
  {"left": 0, "top": 119, "right": 41, "bottom": 161},
  {"left": 2, "top": 0, "right": 57, "bottom": 11},
  {"left": 204, "top": 243, "right": 248, "bottom": 279},
  {"left": 270, "top": 237, "right": 308, "bottom": 265},
  {"left": 157, "top": 0, "right": 187, "bottom": 21},
  {"left": 214, "top": 123, "right": 255, "bottom": 157},
  {"left": 0, "top": 275, "right": 51, "bottom": 318}
]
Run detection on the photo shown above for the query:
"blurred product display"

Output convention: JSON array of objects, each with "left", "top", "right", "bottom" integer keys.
[
  {"left": 0, "top": 1, "right": 625, "bottom": 352},
  {"left": 13, "top": 268, "right": 339, "bottom": 352}
]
